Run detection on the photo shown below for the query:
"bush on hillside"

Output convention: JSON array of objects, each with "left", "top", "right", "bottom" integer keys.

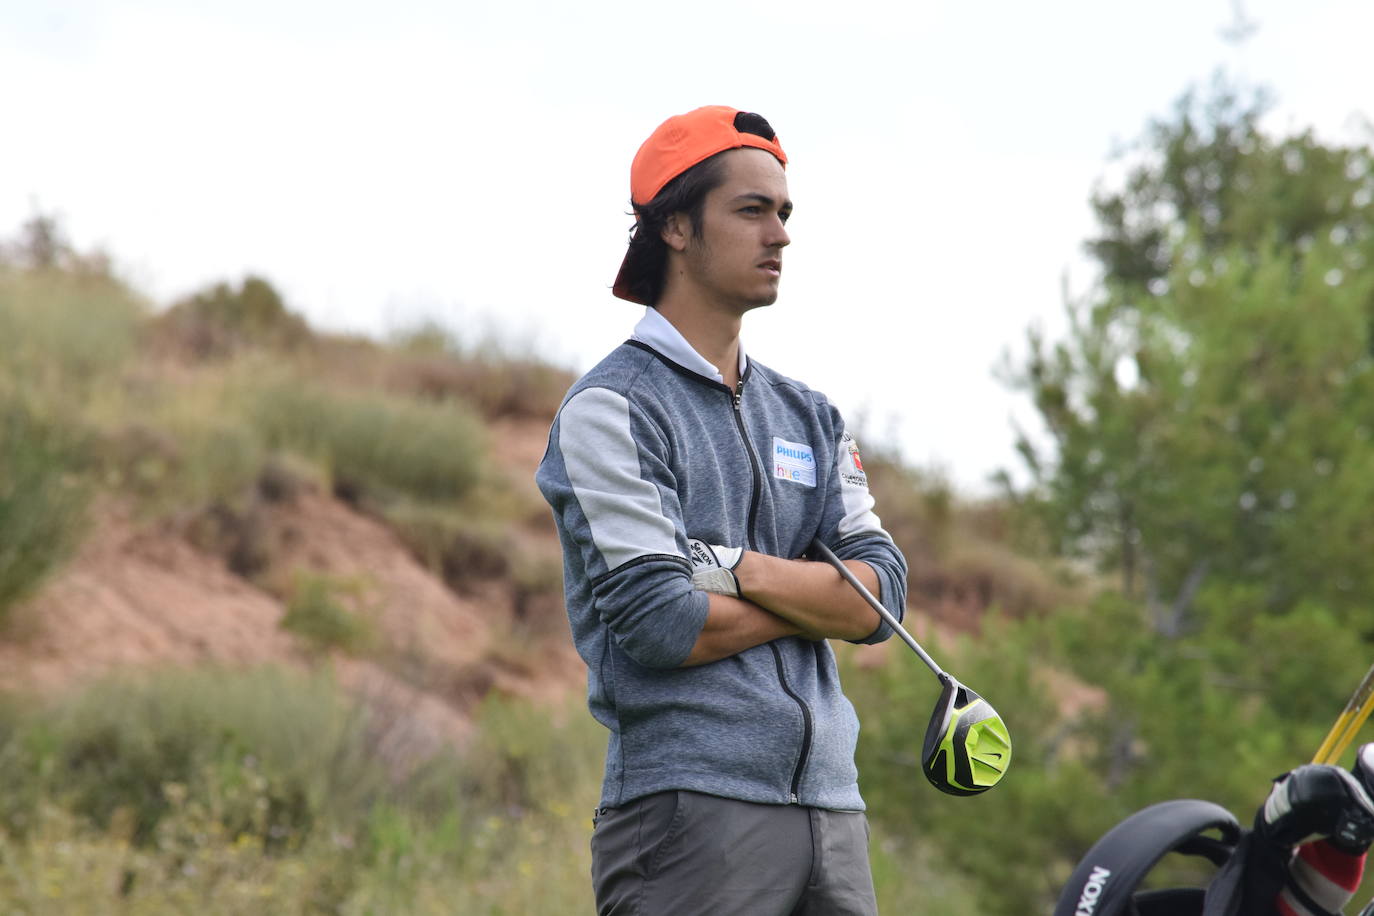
[
  {"left": 0, "top": 264, "right": 143, "bottom": 410},
  {"left": 0, "top": 668, "right": 394, "bottom": 846},
  {"left": 861, "top": 451, "right": 1067, "bottom": 627},
  {"left": 0, "top": 404, "right": 90, "bottom": 623},
  {"left": 0, "top": 675, "right": 610, "bottom": 914},
  {"left": 387, "top": 351, "right": 573, "bottom": 421},
  {"left": 242, "top": 373, "right": 487, "bottom": 507},
  {"left": 0, "top": 212, "right": 114, "bottom": 277},
  {"left": 156, "top": 275, "right": 310, "bottom": 359},
  {"left": 383, "top": 503, "right": 511, "bottom": 593},
  {"left": 388, "top": 321, "right": 575, "bottom": 421},
  {"left": 280, "top": 572, "right": 379, "bottom": 655},
  {"left": 96, "top": 414, "right": 267, "bottom": 519}
]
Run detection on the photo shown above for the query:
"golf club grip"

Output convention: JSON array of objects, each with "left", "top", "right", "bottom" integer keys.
[{"left": 809, "top": 538, "right": 944, "bottom": 678}]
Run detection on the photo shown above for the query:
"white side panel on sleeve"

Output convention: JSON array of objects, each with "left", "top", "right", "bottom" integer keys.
[
  {"left": 560, "top": 387, "right": 680, "bottom": 570},
  {"left": 835, "top": 429, "right": 890, "bottom": 540}
]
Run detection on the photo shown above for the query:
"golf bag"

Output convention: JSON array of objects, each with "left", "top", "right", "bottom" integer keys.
[
  {"left": 1052, "top": 800, "right": 1372, "bottom": 916},
  {"left": 1052, "top": 799, "right": 1241, "bottom": 916},
  {"left": 1056, "top": 746, "right": 1374, "bottom": 914}
]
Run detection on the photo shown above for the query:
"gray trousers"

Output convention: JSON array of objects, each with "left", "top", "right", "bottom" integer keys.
[{"left": 590, "top": 790, "right": 879, "bottom": 916}]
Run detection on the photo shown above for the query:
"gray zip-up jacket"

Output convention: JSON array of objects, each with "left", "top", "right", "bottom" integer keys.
[{"left": 536, "top": 310, "right": 908, "bottom": 812}]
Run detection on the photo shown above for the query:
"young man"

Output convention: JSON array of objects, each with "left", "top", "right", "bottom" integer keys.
[{"left": 536, "top": 106, "right": 909, "bottom": 915}]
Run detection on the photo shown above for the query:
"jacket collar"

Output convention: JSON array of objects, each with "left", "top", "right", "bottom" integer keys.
[{"left": 631, "top": 307, "right": 748, "bottom": 385}]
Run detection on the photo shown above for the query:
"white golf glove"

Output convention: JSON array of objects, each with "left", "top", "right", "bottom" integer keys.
[{"left": 687, "top": 539, "right": 744, "bottom": 598}]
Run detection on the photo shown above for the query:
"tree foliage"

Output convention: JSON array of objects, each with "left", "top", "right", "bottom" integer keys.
[
  {"left": 924, "top": 80, "right": 1374, "bottom": 912},
  {"left": 1011, "top": 80, "right": 1374, "bottom": 632}
]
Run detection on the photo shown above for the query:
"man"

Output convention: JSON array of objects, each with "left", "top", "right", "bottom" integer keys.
[{"left": 536, "top": 106, "right": 909, "bottom": 915}]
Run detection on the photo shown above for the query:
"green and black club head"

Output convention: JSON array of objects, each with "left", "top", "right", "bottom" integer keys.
[
  {"left": 921, "top": 674, "right": 1012, "bottom": 796},
  {"left": 808, "top": 537, "right": 1012, "bottom": 797}
]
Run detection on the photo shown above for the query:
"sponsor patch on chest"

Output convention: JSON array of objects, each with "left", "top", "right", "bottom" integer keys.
[{"left": 772, "top": 437, "right": 817, "bottom": 487}]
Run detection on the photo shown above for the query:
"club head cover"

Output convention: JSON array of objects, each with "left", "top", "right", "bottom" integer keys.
[
  {"left": 1354, "top": 742, "right": 1374, "bottom": 797},
  {"left": 1261, "top": 763, "right": 1374, "bottom": 853},
  {"left": 686, "top": 538, "right": 744, "bottom": 598}
]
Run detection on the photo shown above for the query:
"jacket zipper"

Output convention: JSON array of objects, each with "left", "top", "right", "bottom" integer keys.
[
  {"left": 732, "top": 375, "right": 812, "bottom": 804},
  {"left": 771, "top": 644, "right": 813, "bottom": 804},
  {"left": 731, "top": 378, "right": 762, "bottom": 547}
]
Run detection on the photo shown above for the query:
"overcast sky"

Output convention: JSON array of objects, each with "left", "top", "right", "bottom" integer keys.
[{"left": 5, "top": 0, "right": 1372, "bottom": 492}]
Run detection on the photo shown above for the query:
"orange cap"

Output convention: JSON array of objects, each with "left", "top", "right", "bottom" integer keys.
[
  {"left": 613, "top": 106, "right": 787, "bottom": 303},
  {"left": 629, "top": 105, "right": 787, "bottom": 205}
]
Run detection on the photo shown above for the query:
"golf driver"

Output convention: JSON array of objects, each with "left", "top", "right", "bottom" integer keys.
[
  {"left": 1314, "top": 660, "right": 1374, "bottom": 765},
  {"left": 810, "top": 538, "right": 1011, "bottom": 796}
]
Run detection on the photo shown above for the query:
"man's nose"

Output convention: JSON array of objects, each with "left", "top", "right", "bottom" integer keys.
[{"left": 769, "top": 216, "right": 790, "bottom": 248}]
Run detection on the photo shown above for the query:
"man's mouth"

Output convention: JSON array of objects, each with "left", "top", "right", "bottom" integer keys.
[{"left": 760, "top": 259, "right": 781, "bottom": 276}]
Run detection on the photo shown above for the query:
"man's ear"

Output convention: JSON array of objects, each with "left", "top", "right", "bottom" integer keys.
[{"left": 661, "top": 212, "right": 690, "bottom": 252}]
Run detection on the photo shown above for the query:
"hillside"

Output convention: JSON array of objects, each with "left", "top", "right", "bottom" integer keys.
[
  {"left": 0, "top": 250, "right": 1056, "bottom": 752},
  {"left": 0, "top": 267, "right": 593, "bottom": 747},
  {"left": 0, "top": 442, "right": 578, "bottom": 737},
  {"left": 0, "top": 239, "right": 1089, "bottom": 915}
]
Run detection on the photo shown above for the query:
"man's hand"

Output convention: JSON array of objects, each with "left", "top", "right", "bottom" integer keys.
[
  {"left": 687, "top": 543, "right": 882, "bottom": 642},
  {"left": 687, "top": 539, "right": 744, "bottom": 598},
  {"left": 1261, "top": 763, "right": 1374, "bottom": 852},
  {"left": 734, "top": 550, "right": 884, "bottom": 642}
]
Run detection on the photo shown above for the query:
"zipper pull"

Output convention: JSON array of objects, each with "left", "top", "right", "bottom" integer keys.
[{"left": 733, "top": 378, "right": 745, "bottom": 411}]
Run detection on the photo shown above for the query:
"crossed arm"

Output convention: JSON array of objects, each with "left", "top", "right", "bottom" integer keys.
[{"left": 681, "top": 552, "right": 883, "bottom": 666}]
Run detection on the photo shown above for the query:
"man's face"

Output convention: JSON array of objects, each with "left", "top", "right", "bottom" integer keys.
[{"left": 675, "top": 148, "right": 792, "bottom": 313}]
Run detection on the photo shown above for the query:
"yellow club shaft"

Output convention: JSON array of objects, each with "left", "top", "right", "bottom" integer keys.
[{"left": 1313, "top": 661, "right": 1374, "bottom": 765}]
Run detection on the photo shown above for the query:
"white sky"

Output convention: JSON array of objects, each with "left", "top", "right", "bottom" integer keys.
[{"left": 4, "top": 0, "right": 1372, "bottom": 493}]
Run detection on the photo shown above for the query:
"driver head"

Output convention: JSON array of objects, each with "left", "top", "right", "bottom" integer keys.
[{"left": 922, "top": 675, "right": 1012, "bottom": 796}]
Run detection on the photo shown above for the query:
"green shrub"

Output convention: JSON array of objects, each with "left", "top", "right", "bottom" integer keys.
[
  {"left": 97, "top": 413, "right": 267, "bottom": 517},
  {"left": 0, "top": 403, "right": 90, "bottom": 622},
  {"left": 156, "top": 275, "right": 310, "bottom": 359},
  {"left": 388, "top": 320, "right": 575, "bottom": 420},
  {"left": 281, "top": 572, "right": 378, "bottom": 655},
  {"left": 0, "top": 676, "right": 608, "bottom": 914},
  {"left": 242, "top": 372, "right": 487, "bottom": 506},
  {"left": 869, "top": 827, "right": 981, "bottom": 915},
  {"left": 383, "top": 502, "right": 511, "bottom": 593},
  {"left": 454, "top": 694, "right": 603, "bottom": 816},
  {"left": 0, "top": 266, "right": 142, "bottom": 410},
  {"left": 347, "top": 694, "right": 604, "bottom": 914},
  {"left": 0, "top": 667, "right": 393, "bottom": 846}
]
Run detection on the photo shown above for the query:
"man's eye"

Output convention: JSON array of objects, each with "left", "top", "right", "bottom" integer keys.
[{"left": 740, "top": 206, "right": 760, "bottom": 215}]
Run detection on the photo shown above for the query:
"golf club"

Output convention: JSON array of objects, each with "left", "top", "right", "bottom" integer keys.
[
  {"left": 809, "top": 538, "right": 1011, "bottom": 796},
  {"left": 1313, "top": 660, "right": 1374, "bottom": 766}
]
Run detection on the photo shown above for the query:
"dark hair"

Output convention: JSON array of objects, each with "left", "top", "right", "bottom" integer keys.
[{"left": 618, "top": 112, "right": 778, "bottom": 306}]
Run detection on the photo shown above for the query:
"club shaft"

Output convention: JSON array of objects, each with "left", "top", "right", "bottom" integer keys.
[
  {"left": 1314, "top": 661, "right": 1374, "bottom": 765},
  {"left": 810, "top": 539, "right": 945, "bottom": 679}
]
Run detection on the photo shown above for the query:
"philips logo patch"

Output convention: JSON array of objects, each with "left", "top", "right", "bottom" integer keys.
[{"left": 772, "top": 437, "right": 816, "bottom": 487}]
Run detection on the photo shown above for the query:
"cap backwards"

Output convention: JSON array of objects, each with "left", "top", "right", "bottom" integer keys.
[
  {"left": 614, "top": 106, "right": 788, "bottom": 303},
  {"left": 629, "top": 105, "right": 788, "bottom": 206}
]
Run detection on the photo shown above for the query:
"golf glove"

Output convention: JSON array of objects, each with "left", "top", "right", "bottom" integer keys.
[
  {"left": 687, "top": 539, "right": 744, "bottom": 598},
  {"left": 1260, "top": 763, "right": 1374, "bottom": 853}
]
